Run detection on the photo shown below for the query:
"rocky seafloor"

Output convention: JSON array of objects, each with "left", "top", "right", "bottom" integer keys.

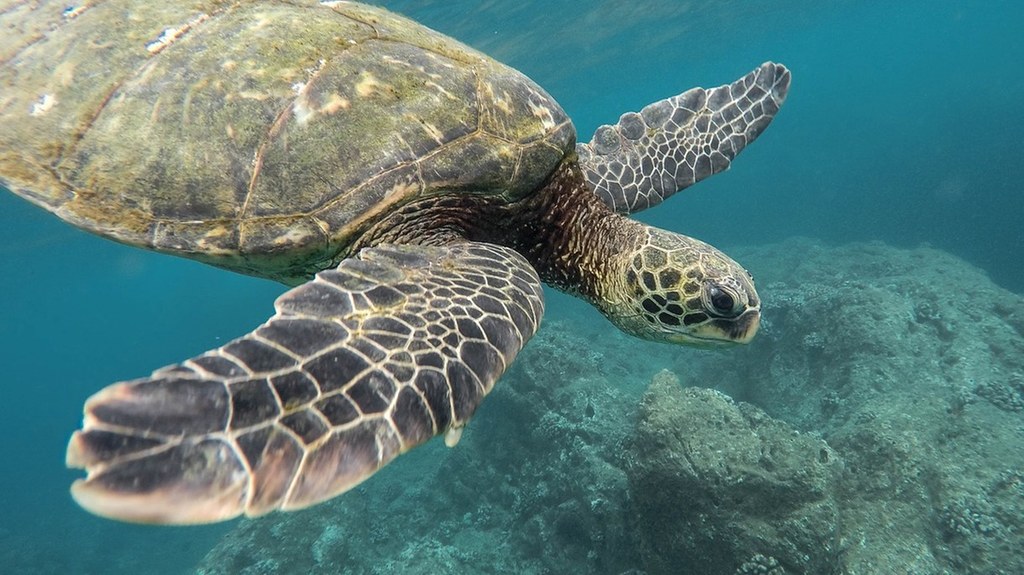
[{"left": 195, "top": 238, "right": 1024, "bottom": 575}]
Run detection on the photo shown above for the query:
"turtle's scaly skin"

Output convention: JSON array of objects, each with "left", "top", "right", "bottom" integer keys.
[
  {"left": 578, "top": 63, "right": 789, "bottom": 214},
  {"left": 2, "top": 0, "right": 789, "bottom": 524},
  {"left": 67, "top": 242, "right": 543, "bottom": 523},
  {"left": 0, "top": 0, "right": 571, "bottom": 282}
]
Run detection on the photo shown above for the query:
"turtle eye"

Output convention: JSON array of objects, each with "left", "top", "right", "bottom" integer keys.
[{"left": 705, "top": 284, "right": 741, "bottom": 317}]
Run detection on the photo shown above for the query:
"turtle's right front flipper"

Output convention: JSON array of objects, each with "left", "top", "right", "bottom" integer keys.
[
  {"left": 66, "top": 242, "right": 543, "bottom": 524},
  {"left": 578, "top": 62, "right": 790, "bottom": 214}
]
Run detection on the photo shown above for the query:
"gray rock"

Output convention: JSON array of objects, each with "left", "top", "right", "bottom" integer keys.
[{"left": 627, "top": 370, "right": 842, "bottom": 575}]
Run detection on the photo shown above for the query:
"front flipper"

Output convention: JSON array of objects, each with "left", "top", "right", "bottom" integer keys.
[
  {"left": 578, "top": 61, "right": 790, "bottom": 214},
  {"left": 66, "top": 242, "right": 544, "bottom": 524}
]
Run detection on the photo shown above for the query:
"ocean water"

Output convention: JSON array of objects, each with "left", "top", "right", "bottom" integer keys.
[{"left": 1, "top": 1, "right": 1022, "bottom": 573}]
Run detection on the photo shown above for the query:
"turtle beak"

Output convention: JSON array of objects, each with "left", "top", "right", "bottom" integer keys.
[
  {"left": 678, "top": 308, "right": 760, "bottom": 347},
  {"left": 731, "top": 309, "right": 760, "bottom": 344}
]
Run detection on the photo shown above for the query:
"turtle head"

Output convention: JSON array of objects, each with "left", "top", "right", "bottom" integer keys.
[{"left": 602, "top": 226, "right": 761, "bottom": 346}]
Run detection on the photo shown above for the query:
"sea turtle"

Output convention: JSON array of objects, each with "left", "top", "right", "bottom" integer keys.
[{"left": 0, "top": 0, "right": 788, "bottom": 524}]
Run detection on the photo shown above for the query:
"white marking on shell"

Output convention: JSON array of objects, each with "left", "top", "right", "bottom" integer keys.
[
  {"left": 292, "top": 93, "right": 315, "bottom": 125},
  {"left": 355, "top": 72, "right": 388, "bottom": 98},
  {"left": 424, "top": 81, "right": 458, "bottom": 102},
  {"left": 384, "top": 178, "right": 420, "bottom": 200},
  {"left": 308, "top": 59, "right": 327, "bottom": 76},
  {"left": 53, "top": 61, "right": 76, "bottom": 87},
  {"left": 528, "top": 99, "right": 557, "bottom": 131},
  {"left": 194, "top": 226, "right": 231, "bottom": 251},
  {"left": 494, "top": 93, "right": 512, "bottom": 115},
  {"left": 290, "top": 60, "right": 329, "bottom": 126},
  {"left": 483, "top": 84, "right": 512, "bottom": 116},
  {"left": 146, "top": 14, "right": 209, "bottom": 55},
  {"left": 420, "top": 121, "right": 445, "bottom": 143},
  {"left": 30, "top": 94, "right": 57, "bottom": 117},
  {"left": 321, "top": 93, "right": 350, "bottom": 114},
  {"left": 62, "top": 5, "right": 88, "bottom": 20},
  {"left": 233, "top": 91, "right": 271, "bottom": 101},
  {"left": 273, "top": 226, "right": 314, "bottom": 247}
]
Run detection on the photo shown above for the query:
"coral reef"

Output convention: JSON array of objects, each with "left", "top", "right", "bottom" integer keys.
[
  {"left": 736, "top": 554, "right": 787, "bottom": 575},
  {"left": 679, "top": 239, "right": 1024, "bottom": 574},
  {"left": 195, "top": 239, "right": 1024, "bottom": 574}
]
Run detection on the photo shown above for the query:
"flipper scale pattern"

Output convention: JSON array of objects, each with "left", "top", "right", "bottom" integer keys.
[
  {"left": 66, "top": 242, "right": 544, "bottom": 523},
  {"left": 578, "top": 62, "right": 790, "bottom": 213}
]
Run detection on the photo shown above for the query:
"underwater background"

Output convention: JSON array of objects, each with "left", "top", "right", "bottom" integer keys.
[{"left": 1, "top": 0, "right": 1022, "bottom": 573}]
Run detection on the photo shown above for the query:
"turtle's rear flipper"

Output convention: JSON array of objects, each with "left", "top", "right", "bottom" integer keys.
[
  {"left": 578, "top": 61, "right": 790, "bottom": 214},
  {"left": 67, "top": 242, "right": 544, "bottom": 524}
]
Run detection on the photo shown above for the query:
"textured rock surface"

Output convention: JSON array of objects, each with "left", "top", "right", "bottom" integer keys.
[
  {"left": 628, "top": 370, "right": 842, "bottom": 575},
  {"left": 680, "top": 239, "right": 1024, "bottom": 574}
]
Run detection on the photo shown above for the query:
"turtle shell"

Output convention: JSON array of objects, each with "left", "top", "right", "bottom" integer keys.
[{"left": 0, "top": 0, "right": 574, "bottom": 281}]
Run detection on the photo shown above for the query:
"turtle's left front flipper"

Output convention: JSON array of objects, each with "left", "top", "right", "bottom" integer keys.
[
  {"left": 66, "top": 242, "right": 543, "bottom": 524},
  {"left": 578, "top": 62, "right": 790, "bottom": 214}
]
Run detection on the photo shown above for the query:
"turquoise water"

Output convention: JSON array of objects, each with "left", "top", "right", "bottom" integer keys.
[{"left": 1, "top": 1, "right": 1022, "bottom": 573}]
